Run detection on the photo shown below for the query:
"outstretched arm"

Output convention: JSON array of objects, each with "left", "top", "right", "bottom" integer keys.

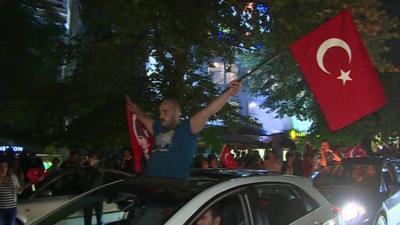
[
  {"left": 126, "top": 96, "right": 154, "bottom": 135},
  {"left": 190, "top": 80, "right": 242, "bottom": 134}
]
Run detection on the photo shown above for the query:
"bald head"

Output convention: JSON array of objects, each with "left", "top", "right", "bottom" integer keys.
[{"left": 159, "top": 99, "right": 181, "bottom": 128}]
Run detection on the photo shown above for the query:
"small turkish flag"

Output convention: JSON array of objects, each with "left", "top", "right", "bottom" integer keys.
[
  {"left": 290, "top": 9, "right": 386, "bottom": 131},
  {"left": 126, "top": 96, "right": 153, "bottom": 173},
  {"left": 220, "top": 144, "right": 238, "bottom": 169},
  {"left": 344, "top": 144, "right": 367, "bottom": 158},
  {"left": 26, "top": 168, "right": 46, "bottom": 184}
]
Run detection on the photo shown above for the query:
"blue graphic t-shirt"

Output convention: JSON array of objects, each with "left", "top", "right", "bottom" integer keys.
[{"left": 146, "top": 120, "right": 197, "bottom": 180}]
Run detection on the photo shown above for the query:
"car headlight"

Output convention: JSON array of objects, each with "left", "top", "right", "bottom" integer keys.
[{"left": 341, "top": 202, "right": 366, "bottom": 221}]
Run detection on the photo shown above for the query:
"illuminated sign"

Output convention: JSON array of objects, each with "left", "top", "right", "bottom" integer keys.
[
  {"left": 0, "top": 146, "right": 24, "bottom": 152},
  {"left": 289, "top": 130, "right": 307, "bottom": 140}
]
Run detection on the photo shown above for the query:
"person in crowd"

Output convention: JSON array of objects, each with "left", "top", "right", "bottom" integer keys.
[
  {"left": 292, "top": 151, "right": 304, "bottom": 176},
  {"left": 60, "top": 151, "right": 82, "bottom": 169},
  {"left": 281, "top": 151, "right": 295, "bottom": 175},
  {"left": 31, "top": 153, "right": 45, "bottom": 170},
  {"left": 81, "top": 159, "right": 104, "bottom": 225},
  {"left": 313, "top": 140, "right": 342, "bottom": 172},
  {"left": 208, "top": 154, "right": 219, "bottom": 169},
  {"left": 127, "top": 79, "right": 242, "bottom": 180},
  {"left": 196, "top": 203, "right": 222, "bottom": 225},
  {"left": 350, "top": 165, "right": 365, "bottom": 182},
  {"left": 10, "top": 159, "right": 26, "bottom": 189},
  {"left": 46, "top": 157, "right": 61, "bottom": 174},
  {"left": 304, "top": 141, "right": 315, "bottom": 156},
  {"left": 193, "top": 154, "right": 209, "bottom": 168},
  {"left": 82, "top": 152, "right": 100, "bottom": 167},
  {"left": 302, "top": 152, "right": 314, "bottom": 177},
  {"left": 0, "top": 160, "right": 21, "bottom": 225},
  {"left": 240, "top": 150, "right": 263, "bottom": 169},
  {"left": 120, "top": 149, "right": 134, "bottom": 174},
  {"left": 263, "top": 150, "right": 281, "bottom": 173}
]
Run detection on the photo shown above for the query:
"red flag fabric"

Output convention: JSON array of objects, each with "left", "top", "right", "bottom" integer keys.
[
  {"left": 220, "top": 144, "right": 238, "bottom": 169},
  {"left": 126, "top": 96, "right": 153, "bottom": 173},
  {"left": 344, "top": 144, "right": 367, "bottom": 158},
  {"left": 290, "top": 10, "right": 386, "bottom": 131},
  {"left": 26, "top": 168, "right": 46, "bottom": 184}
]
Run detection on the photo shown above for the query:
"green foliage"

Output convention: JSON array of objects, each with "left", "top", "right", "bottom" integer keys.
[
  {"left": 0, "top": 0, "right": 269, "bottom": 150},
  {"left": 0, "top": 0, "right": 66, "bottom": 147}
]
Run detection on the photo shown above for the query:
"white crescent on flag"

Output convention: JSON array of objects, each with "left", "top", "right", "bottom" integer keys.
[{"left": 316, "top": 38, "right": 352, "bottom": 74}]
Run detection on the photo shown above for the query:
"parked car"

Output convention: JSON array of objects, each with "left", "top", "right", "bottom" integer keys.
[
  {"left": 312, "top": 157, "right": 400, "bottom": 225},
  {"left": 16, "top": 167, "right": 135, "bottom": 225},
  {"left": 29, "top": 175, "right": 344, "bottom": 225}
]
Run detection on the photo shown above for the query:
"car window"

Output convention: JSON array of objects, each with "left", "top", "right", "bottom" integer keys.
[
  {"left": 253, "top": 183, "right": 319, "bottom": 225},
  {"left": 38, "top": 173, "right": 81, "bottom": 197},
  {"left": 313, "top": 164, "right": 379, "bottom": 188},
  {"left": 31, "top": 179, "right": 198, "bottom": 225},
  {"left": 389, "top": 161, "right": 400, "bottom": 184},
  {"left": 189, "top": 189, "right": 248, "bottom": 225},
  {"left": 382, "top": 164, "right": 396, "bottom": 186}
]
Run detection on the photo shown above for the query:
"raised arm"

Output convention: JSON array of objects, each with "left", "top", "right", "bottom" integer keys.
[
  {"left": 126, "top": 96, "right": 154, "bottom": 135},
  {"left": 329, "top": 149, "right": 342, "bottom": 162},
  {"left": 190, "top": 80, "right": 242, "bottom": 134}
]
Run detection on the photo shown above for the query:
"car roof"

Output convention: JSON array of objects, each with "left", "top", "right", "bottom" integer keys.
[
  {"left": 340, "top": 156, "right": 391, "bottom": 165},
  {"left": 102, "top": 175, "right": 315, "bottom": 199},
  {"left": 190, "top": 168, "right": 274, "bottom": 181}
]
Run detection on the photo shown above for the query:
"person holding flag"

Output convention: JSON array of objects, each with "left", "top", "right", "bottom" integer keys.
[{"left": 127, "top": 79, "right": 242, "bottom": 180}]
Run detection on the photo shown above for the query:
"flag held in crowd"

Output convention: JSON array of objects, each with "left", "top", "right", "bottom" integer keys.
[
  {"left": 220, "top": 144, "right": 238, "bottom": 169},
  {"left": 26, "top": 168, "right": 46, "bottom": 184},
  {"left": 344, "top": 144, "right": 367, "bottom": 158},
  {"left": 290, "top": 9, "right": 386, "bottom": 131},
  {"left": 125, "top": 96, "right": 153, "bottom": 173}
]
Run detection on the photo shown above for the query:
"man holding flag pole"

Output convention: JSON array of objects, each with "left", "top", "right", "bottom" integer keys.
[{"left": 127, "top": 79, "right": 242, "bottom": 180}]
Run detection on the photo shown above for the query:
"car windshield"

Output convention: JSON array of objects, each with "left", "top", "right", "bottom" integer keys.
[
  {"left": 31, "top": 177, "right": 210, "bottom": 225},
  {"left": 312, "top": 163, "right": 380, "bottom": 188}
]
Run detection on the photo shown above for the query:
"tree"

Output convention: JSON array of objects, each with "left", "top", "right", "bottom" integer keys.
[
  {"left": 246, "top": 0, "right": 400, "bottom": 144},
  {"left": 58, "top": 0, "right": 269, "bottom": 149},
  {"left": 0, "top": 0, "right": 67, "bottom": 148}
]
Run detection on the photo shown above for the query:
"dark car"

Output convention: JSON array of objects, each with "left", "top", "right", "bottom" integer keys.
[{"left": 312, "top": 156, "right": 400, "bottom": 225}]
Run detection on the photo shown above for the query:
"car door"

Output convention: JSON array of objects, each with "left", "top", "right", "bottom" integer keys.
[
  {"left": 248, "top": 183, "right": 336, "bottom": 225},
  {"left": 186, "top": 187, "right": 252, "bottom": 225},
  {"left": 383, "top": 161, "right": 400, "bottom": 225}
]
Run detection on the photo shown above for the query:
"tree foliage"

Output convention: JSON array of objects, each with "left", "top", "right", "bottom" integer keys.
[
  {"left": 246, "top": 0, "right": 400, "bottom": 144},
  {"left": 0, "top": 0, "right": 66, "bottom": 147},
  {"left": 0, "top": 0, "right": 269, "bottom": 150}
]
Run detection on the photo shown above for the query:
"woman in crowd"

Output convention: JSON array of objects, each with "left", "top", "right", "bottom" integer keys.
[
  {"left": 0, "top": 160, "right": 21, "bottom": 225},
  {"left": 263, "top": 150, "right": 281, "bottom": 173}
]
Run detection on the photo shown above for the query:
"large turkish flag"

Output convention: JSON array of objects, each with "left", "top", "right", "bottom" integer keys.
[{"left": 290, "top": 10, "right": 386, "bottom": 131}]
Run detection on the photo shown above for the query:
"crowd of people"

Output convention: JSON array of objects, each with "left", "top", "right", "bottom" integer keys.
[
  {"left": 193, "top": 139, "right": 400, "bottom": 178},
  {"left": 194, "top": 144, "right": 318, "bottom": 177}
]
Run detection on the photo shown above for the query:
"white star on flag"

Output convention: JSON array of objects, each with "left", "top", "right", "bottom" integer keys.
[{"left": 337, "top": 69, "right": 352, "bottom": 85}]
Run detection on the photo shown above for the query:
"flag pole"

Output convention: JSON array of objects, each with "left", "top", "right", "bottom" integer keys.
[{"left": 221, "top": 49, "right": 287, "bottom": 94}]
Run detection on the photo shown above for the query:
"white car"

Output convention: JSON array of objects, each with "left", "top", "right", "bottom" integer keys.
[
  {"left": 16, "top": 168, "right": 135, "bottom": 225},
  {"left": 29, "top": 175, "right": 344, "bottom": 225}
]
